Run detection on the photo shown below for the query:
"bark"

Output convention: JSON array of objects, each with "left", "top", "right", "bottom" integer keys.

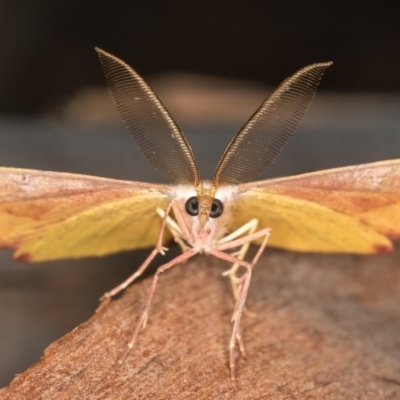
[{"left": 1, "top": 248, "right": 400, "bottom": 399}]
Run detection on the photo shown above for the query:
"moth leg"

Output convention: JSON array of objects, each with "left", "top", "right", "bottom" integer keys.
[
  {"left": 209, "top": 227, "right": 270, "bottom": 384},
  {"left": 112, "top": 248, "right": 199, "bottom": 373},
  {"left": 170, "top": 201, "right": 194, "bottom": 246},
  {"left": 156, "top": 207, "right": 191, "bottom": 253},
  {"left": 100, "top": 202, "right": 174, "bottom": 301},
  {"left": 220, "top": 219, "right": 259, "bottom": 311}
]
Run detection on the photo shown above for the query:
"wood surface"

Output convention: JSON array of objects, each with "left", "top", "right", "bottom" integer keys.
[{"left": 1, "top": 247, "right": 400, "bottom": 399}]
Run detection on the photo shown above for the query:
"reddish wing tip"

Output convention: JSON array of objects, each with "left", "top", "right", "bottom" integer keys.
[
  {"left": 14, "top": 252, "right": 32, "bottom": 262},
  {"left": 374, "top": 243, "right": 394, "bottom": 254}
]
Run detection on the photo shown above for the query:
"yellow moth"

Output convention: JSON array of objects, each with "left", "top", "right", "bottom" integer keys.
[{"left": 1, "top": 48, "right": 399, "bottom": 382}]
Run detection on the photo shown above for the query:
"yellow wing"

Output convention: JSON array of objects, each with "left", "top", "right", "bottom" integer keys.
[
  {"left": 232, "top": 160, "right": 400, "bottom": 254},
  {"left": 0, "top": 168, "right": 172, "bottom": 261}
]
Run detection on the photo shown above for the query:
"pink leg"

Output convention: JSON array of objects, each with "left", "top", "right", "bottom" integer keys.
[
  {"left": 101, "top": 202, "right": 174, "bottom": 300},
  {"left": 209, "top": 227, "right": 270, "bottom": 384},
  {"left": 171, "top": 202, "right": 194, "bottom": 246},
  {"left": 111, "top": 248, "right": 199, "bottom": 374}
]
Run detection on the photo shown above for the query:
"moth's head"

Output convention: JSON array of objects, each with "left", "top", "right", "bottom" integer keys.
[
  {"left": 185, "top": 194, "right": 224, "bottom": 228},
  {"left": 184, "top": 181, "right": 224, "bottom": 228}
]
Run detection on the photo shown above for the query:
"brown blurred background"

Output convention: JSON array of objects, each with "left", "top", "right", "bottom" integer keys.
[
  {"left": 2, "top": 1, "right": 400, "bottom": 115},
  {"left": 1, "top": 1, "right": 400, "bottom": 388}
]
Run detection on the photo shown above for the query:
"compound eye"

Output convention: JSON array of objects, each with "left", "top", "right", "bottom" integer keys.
[
  {"left": 185, "top": 196, "right": 199, "bottom": 216},
  {"left": 210, "top": 198, "right": 223, "bottom": 218}
]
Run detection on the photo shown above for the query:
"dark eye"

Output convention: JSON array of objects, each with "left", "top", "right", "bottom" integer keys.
[
  {"left": 185, "top": 196, "right": 199, "bottom": 216},
  {"left": 210, "top": 199, "right": 223, "bottom": 218}
]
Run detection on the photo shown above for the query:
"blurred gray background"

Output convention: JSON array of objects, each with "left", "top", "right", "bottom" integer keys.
[{"left": 1, "top": 1, "right": 400, "bottom": 387}]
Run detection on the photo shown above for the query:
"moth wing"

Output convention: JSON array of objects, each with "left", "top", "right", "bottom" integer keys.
[
  {"left": 0, "top": 168, "right": 172, "bottom": 261},
  {"left": 231, "top": 160, "right": 400, "bottom": 254}
]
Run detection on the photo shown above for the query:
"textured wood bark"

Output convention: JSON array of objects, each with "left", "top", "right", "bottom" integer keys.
[{"left": 1, "top": 248, "right": 400, "bottom": 399}]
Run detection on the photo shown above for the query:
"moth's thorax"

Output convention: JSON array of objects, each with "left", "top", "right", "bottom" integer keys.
[
  {"left": 172, "top": 182, "right": 238, "bottom": 252},
  {"left": 191, "top": 214, "right": 218, "bottom": 251}
]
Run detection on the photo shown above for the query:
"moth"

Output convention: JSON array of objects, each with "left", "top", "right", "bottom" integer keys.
[{"left": 1, "top": 48, "right": 399, "bottom": 382}]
